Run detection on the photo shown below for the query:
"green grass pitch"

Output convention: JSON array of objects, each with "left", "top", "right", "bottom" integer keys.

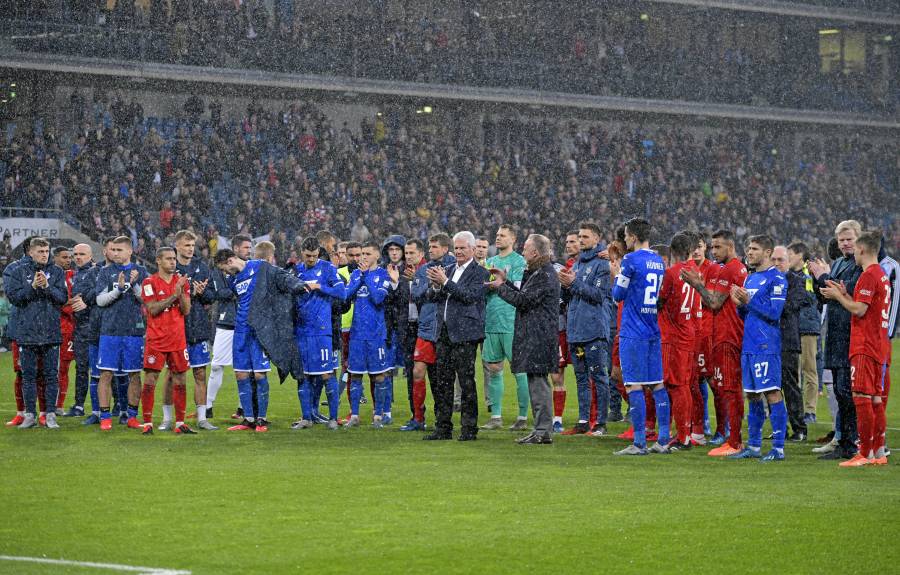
[{"left": 2, "top": 343, "right": 899, "bottom": 574}]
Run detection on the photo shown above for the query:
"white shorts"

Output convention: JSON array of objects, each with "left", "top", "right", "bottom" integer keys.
[{"left": 211, "top": 328, "right": 234, "bottom": 367}]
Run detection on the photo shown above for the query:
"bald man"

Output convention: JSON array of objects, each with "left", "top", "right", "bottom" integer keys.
[
  {"left": 65, "top": 243, "right": 99, "bottom": 417},
  {"left": 772, "top": 245, "right": 809, "bottom": 441}
]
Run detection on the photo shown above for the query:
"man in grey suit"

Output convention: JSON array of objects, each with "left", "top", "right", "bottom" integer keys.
[{"left": 486, "top": 234, "right": 560, "bottom": 444}]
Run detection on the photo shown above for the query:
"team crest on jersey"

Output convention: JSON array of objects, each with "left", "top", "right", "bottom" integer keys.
[
  {"left": 358, "top": 285, "right": 370, "bottom": 297},
  {"left": 773, "top": 285, "right": 783, "bottom": 295},
  {"left": 148, "top": 355, "right": 156, "bottom": 365},
  {"left": 143, "top": 284, "right": 154, "bottom": 297}
]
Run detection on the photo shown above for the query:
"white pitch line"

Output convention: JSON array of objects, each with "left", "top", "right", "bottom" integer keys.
[{"left": 0, "top": 555, "right": 191, "bottom": 575}]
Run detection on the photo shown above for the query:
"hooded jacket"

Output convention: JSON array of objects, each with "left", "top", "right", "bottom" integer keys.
[
  {"left": 381, "top": 234, "right": 409, "bottom": 343},
  {"left": 411, "top": 253, "right": 456, "bottom": 342},
  {"left": 564, "top": 245, "right": 611, "bottom": 343},
  {"left": 3, "top": 256, "right": 68, "bottom": 346}
]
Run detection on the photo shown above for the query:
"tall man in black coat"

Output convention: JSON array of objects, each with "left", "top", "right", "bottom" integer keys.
[
  {"left": 808, "top": 220, "right": 863, "bottom": 459},
  {"left": 486, "top": 234, "right": 561, "bottom": 444},
  {"left": 423, "top": 231, "right": 489, "bottom": 441}
]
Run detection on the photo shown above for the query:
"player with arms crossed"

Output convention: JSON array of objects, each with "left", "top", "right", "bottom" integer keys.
[
  {"left": 657, "top": 232, "right": 699, "bottom": 451},
  {"left": 612, "top": 218, "right": 671, "bottom": 455},
  {"left": 821, "top": 230, "right": 891, "bottom": 466},
  {"left": 729, "top": 235, "right": 788, "bottom": 461},
  {"left": 139, "top": 247, "right": 192, "bottom": 435}
]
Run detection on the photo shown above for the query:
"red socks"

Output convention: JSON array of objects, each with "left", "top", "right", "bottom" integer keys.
[
  {"left": 690, "top": 380, "right": 704, "bottom": 436},
  {"left": 726, "top": 389, "right": 743, "bottom": 448},
  {"left": 412, "top": 379, "right": 427, "bottom": 423},
  {"left": 173, "top": 385, "right": 186, "bottom": 423},
  {"left": 873, "top": 400, "right": 886, "bottom": 457},
  {"left": 141, "top": 385, "right": 156, "bottom": 424},
  {"left": 854, "top": 396, "right": 874, "bottom": 458},
  {"left": 57, "top": 359, "right": 71, "bottom": 409},
  {"left": 553, "top": 389, "right": 566, "bottom": 418},
  {"left": 668, "top": 385, "right": 692, "bottom": 443}
]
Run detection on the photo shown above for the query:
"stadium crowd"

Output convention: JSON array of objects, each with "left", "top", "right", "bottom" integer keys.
[
  {"left": 2, "top": 211, "right": 898, "bottom": 468},
  {"left": 2, "top": 2, "right": 896, "bottom": 114},
  {"left": 1, "top": 91, "right": 898, "bottom": 276}
]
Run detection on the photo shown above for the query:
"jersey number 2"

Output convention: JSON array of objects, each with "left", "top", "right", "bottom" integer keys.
[{"left": 644, "top": 275, "right": 660, "bottom": 305}]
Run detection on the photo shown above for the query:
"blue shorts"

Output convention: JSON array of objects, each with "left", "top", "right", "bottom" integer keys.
[
  {"left": 298, "top": 334, "right": 338, "bottom": 375},
  {"left": 232, "top": 329, "right": 270, "bottom": 373},
  {"left": 619, "top": 336, "right": 663, "bottom": 386},
  {"left": 742, "top": 352, "right": 782, "bottom": 393},
  {"left": 97, "top": 335, "right": 144, "bottom": 373},
  {"left": 89, "top": 343, "right": 100, "bottom": 379},
  {"left": 348, "top": 338, "right": 390, "bottom": 375},
  {"left": 188, "top": 341, "right": 211, "bottom": 367}
]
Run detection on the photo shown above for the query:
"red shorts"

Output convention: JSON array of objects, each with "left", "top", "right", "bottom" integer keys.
[
  {"left": 558, "top": 331, "right": 570, "bottom": 368},
  {"left": 663, "top": 343, "right": 694, "bottom": 387},
  {"left": 12, "top": 341, "right": 20, "bottom": 372},
  {"left": 413, "top": 337, "right": 436, "bottom": 365},
  {"left": 611, "top": 335, "right": 620, "bottom": 369},
  {"left": 60, "top": 332, "right": 75, "bottom": 362},
  {"left": 850, "top": 354, "right": 886, "bottom": 397},
  {"left": 712, "top": 344, "right": 741, "bottom": 392},
  {"left": 144, "top": 348, "right": 189, "bottom": 373},
  {"left": 694, "top": 335, "right": 712, "bottom": 377}
]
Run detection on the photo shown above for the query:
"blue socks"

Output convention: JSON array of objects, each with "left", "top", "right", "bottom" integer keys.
[
  {"left": 237, "top": 377, "right": 254, "bottom": 419},
  {"left": 768, "top": 400, "right": 788, "bottom": 451},
  {"left": 89, "top": 377, "right": 100, "bottom": 413},
  {"left": 297, "top": 378, "right": 312, "bottom": 420},
  {"left": 700, "top": 379, "right": 709, "bottom": 426},
  {"left": 311, "top": 377, "right": 324, "bottom": 419},
  {"left": 325, "top": 376, "right": 339, "bottom": 420},
  {"left": 653, "top": 388, "right": 670, "bottom": 446},
  {"left": 374, "top": 378, "right": 390, "bottom": 417},
  {"left": 748, "top": 399, "right": 766, "bottom": 449},
  {"left": 629, "top": 390, "right": 646, "bottom": 448},
  {"left": 256, "top": 376, "right": 269, "bottom": 419},
  {"left": 383, "top": 374, "right": 393, "bottom": 414},
  {"left": 349, "top": 379, "right": 362, "bottom": 416}
]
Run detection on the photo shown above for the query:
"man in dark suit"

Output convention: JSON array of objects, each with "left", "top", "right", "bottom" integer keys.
[
  {"left": 423, "top": 231, "right": 489, "bottom": 441},
  {"left": 486, "top": 234, "right": 561, "bottom": 444}
]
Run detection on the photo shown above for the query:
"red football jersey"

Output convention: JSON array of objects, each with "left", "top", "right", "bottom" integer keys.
[
  {"left": 850, "top": 263, "right": 890, "bottom": 363},
  {"left": 60, "top": 268, "right": 75, "bottom": 336},
  {"left": 659, "top": 260, "right": 698, "bottom": 346},
  {"left": 142, "top": 274, "right": 189, "bottom": 352},
  {"left": 695, "top": 258, "right": 716, "bottom": 338},
  {"left": 711, "top": 257, "right": 747, "bottom": 349}
]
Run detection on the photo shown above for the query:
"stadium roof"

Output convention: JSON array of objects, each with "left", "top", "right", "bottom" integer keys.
[{"left": 651, "top": 0, "right": 900, "bottom": 26}]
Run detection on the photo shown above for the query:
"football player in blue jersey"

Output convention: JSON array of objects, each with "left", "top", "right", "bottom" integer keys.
[
  {"left": 292, "top": 237, "right": 346, "bottom": 430},
  {"left": 728, "top": 235, "right": 789, "bottom": 461},
  {"left": 611, "top": 218, "right": 671, "bottom": 455},
  {"left": 344, "top": 240, "right": 392, "bottom": 428},
  {"left": 214, "top": 248, "right": 310, "bottom": 432}
]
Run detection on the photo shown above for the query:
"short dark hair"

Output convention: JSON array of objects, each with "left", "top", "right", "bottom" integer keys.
[
  {"left": 316, "top": 230, "right": 336, "bottom": 245},
  {"left": 361, "top": 240, "right": 380, "bottom": 252},
  {"left": 156, "top": 246, "right": 176, "bottom": 259},
  {"left": 214, "top": 248, "right": 236, "bottom": 265},
  {"left": 614, "top": 224, "right": 626, "bottom": 244},
  {"left": 231, "top": 233, "right": 252, "bottom": 247},
  {"left": 103, "top": 236, "right": 118, "bottom": 246},
  {"left": 625, "top": 218, "right": 652, "bottom": 243},
  {"left": 476, "top": 236, "right": 489, "bottom": 244},
  {"left": 827, "top": 237, "right": 841, "bottom": 261},
  {"left": 429, "top": 233, "right": 451, "bottom": 248},
  {"left": 712, "top": 229, "right": 735, "bottom": 243},
  {"left": 407, "top": 239, "right": 424, "bottom": 252},
  {"left": 747, "top": 234, "right": 775, "bottom": 253},
  {"left": 52, "top": 246, "right": 71, "bottom": 256},
  {"left": 787, "top": 241, "right": 810, "bottom": 261},
  {"left": 670, "top": 232, "right": 694, "bottom": 259},
  {"left": 651, "top": 244, "right": 670, "bottom": 260},
  {"left": 857, "top": 230, "right": 882, "bottom": 255},
  {"left": 498, "top": 223, "right": 517, "bottom": 239},
  {"left": 345, "top": 241, "right": 362, "bottom": 251},
  {"left": 112, "top": 236, "right": 131, "bottom": 246},
  {"left": 565, "top": 229, "right": 579, "bottom": 238},
  {"left": 300, "top": 236, "right": 320, "bottom": 253},
  {"left": 578, "top": 222, "right": 602, "bottom": 238}
]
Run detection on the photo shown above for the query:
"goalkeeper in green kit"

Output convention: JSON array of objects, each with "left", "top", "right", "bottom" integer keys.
[{"left": 480, "top": 224, "right": 530, "bottom": 431}]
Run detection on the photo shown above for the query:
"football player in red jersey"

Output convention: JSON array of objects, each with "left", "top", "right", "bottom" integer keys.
[
  {"left": 657, "top": 233, "right": 699, "bottom": 450},
  {"left": 682, "top": 229, "right": 748, "bottom": 456},
  {"left": 53, "top": 247, "right": 75, "bottom": 415},
  {"left": 139, "top": 247, "right": 192, "bottom": 435},
  {"left": 821, "top": 230, "right": 891, "bottom": 466},
  {"left": 690, "top": 233, "right": 718, "bottom": 444}
]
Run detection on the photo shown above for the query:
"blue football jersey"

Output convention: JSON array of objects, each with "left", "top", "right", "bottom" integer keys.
[
  {"left": 613, "top": 249, "right": 666, "bottom": 340},
  {"left": 295, "top": 259, "right": 346, "bottom": 337},
  {"left": 739, "top": 266, "right": 786, "bottom": 355},
  {"left": 347, "top": 267, "right": 390, "bottom": 341},
  {"left": 229, "top": 260, "right": 263, "bottom": 331}
]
